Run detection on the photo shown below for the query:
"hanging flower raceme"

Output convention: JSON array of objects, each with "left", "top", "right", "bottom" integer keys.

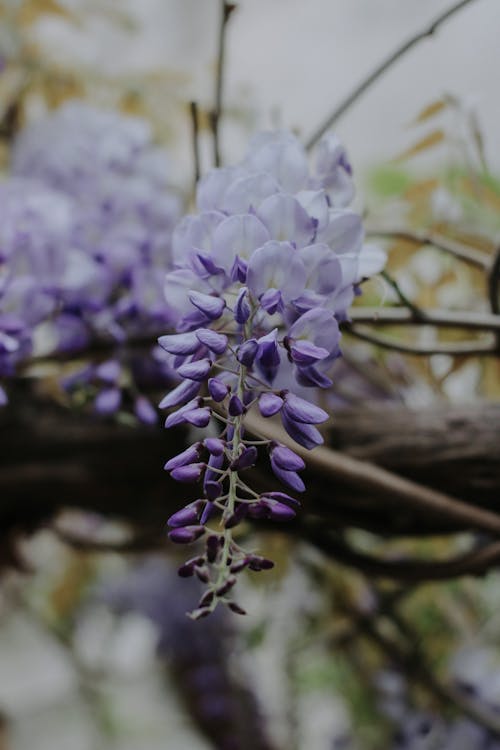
[{"left": 159, "top": 130, "right": 386, "bottom": 618}]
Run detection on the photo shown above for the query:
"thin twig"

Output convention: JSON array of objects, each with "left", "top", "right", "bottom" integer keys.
[
  {"left": 346, "top": 325, "right": 497, "bottom": 356},
  {"left": 381, "top": 269, "right": 425, "bottom": 319},
  {"left": 332, "top": 586, "right": 500, "bottom": 736},
  {"left": 189, "top": 101, "right": 201, "bottom": 190},
  {"left": 308, "top": 530, "right": 500, "bottom": 582},
  {"left": 305, "top": 0, "right": 481, "bottom": 150},
  {"left": 367, "top": 227, "right": 491, "bottom": 270},
  {"left": 348, "top": 306, "right": 500, "bottom": 332},
  {"left": 244, "top": 411, "right": 500, "bottom": 536},
  {"left": 211, "top": 2, "right": 236, "bottom": 167}
]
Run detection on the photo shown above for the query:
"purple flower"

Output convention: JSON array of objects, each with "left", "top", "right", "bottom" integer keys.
[
  {"left": 270, "top": 444, "right": 305, "bottom": 471},
  {"left": 164, "top": 443, "right": 202, "bottom": 472},
  {"left": 134, "top": 395, "right": 158, "bottom": 425},
  {"left": 167, "top": 500, "right": 204, "bottom": 528},
  {"left": 170, "top": 463, "right": 205, "bottom": 483},
  {"left": 168, "top": 526, "right": 205, "bottom": 544},
  {"left": 208, "top": 377, "right": 228, "bottom": 402},
  {"left": 258, "top": 392, "right": 283, "bottom": 417},
  {"left": 189, "top": 290, "right": 226, "bottom": 320},
  {"left": 282, "top": 392, "right": 329, "bottom": 424},
  {"left": 94, "top": 387, "right": 121, "bottom": 415}
]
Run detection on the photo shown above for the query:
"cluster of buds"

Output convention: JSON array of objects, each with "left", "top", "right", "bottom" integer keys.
[{"left": 159, "top": 130, "right": 385, "bottom": 617}]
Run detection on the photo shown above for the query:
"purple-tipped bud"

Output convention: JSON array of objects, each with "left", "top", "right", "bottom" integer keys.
[
  {"left": 198, "top": 590, "right": 215, "bottom": 608},
  {"left": 164, "top": 398, "right": 202, "bottom": 428},
  {"left": 167, "top": 500, "right": 203, "bottom": 529},
  {"left": 168, "top": 525, "right": 205, "bottom": 544},
  {"left": 216, "top": 576, "right": 237, "bottom": 597},
  {"left": 270, "top": 444, "right": 305, "bottom": 471},
  {"left": 159, "top": 379, "right": 201, "bottom": 410},
  {"left": 235, "top": 287, "right": 251, "bottom": 324},
  {"left": 208, "top": 377, "right": 229, "bottom": 402},
  {"left": 247, "top": 502, "right": 270, "bottom": 520},
  {"left": 225, "top": 503, "right": 249, "bottom": 529},
  {"left": 183, "top": 407, "right": 212, "bottom": 428},
  {"left": 177, "top": 358, "right": 212, "bottom": 381},
  {"left": 200, "top": 501, "right": 216, "bottom": 524},
  {"left": 261, "top": 498, "right": 297, "bottom": 521},
  {"left": 170, "top": 462, "right": 204, "bottom": 483},
  {"left": 283, "top": 392, "right": 329, "bottom": 424},
  {"left": 94, "top": 387, "right": 121, "bottom": 415},
  {"left": 248, "top": 556, "right": 275, "bottom": 571},
  {"left": 237, "top": 339, "right": 258, "bottom": 367},
  {"left": 228, "top": 394, "right": 244, "bottom": 416},
  {"left": 270, "top": 460, "right": 305, "bottom": 492},
  {"left": 258, "top": 392, "right": 283, "bottom": 417},
  {"left": 95, "top": 359, "right": 121, "bottom": 385},
  {"left": 158, "top": 332, "right": 199, "bottom": 355},
  {"left": 290, "top": 340, "right": 329, "bottom": 365},
  {"left": 228, "top": 602, "right": 247, "bottom": 615},
  {"left": 196, "top": 328, "right": 228, "bottom": 354},
  {"left": 195, "top": 566, "right": 210, "bottom": 583},
  {"left": 230, "top": 558, "right": 250, "bottom": 573},
  {"left": 205, "top": 480, "right": 223, "bottom": 500},
  {"left": 189, "top": 290, "right": 226, "bottom": 320},
  {"left": 262, "top": 491, "right": 301, "bottom": 508},
  {"left": 134, "top": 395, "right": 158, "bottom": 425},
  {"left": 230, "top": 446, "right": 258, "bottom": 471},
  {"left": 164, "top": 443, "right": 202, "bottom": 472},
  {"left": 281, "top": 411, "right": 324, "bottom": 450},
  {"left": 177, "top": 556, "right": 204, "bottom": 577},
  {"left": 204, "top": 437, "right": 226, "bottom": 456},
  {"left": 206, "top": 534, "right": 222, "bottom": 563}
]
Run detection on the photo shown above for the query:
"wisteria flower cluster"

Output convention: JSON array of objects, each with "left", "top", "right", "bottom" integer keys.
[
  {"left": 160, "top": 130, "right": 386, "bottom": 617},
  {"left": 0, "top": 101, "right": 182, "bottom": 413}
]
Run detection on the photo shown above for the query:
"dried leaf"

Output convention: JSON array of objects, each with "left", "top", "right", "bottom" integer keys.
[
  {"left": 395, "top": 130, "right": 446, "bottom": 162},
  {"left": 19, "top": 0, "right": 74, "bottom": 25},
  {"left": 413, "top": 99, "right": 448, "bottom": 124}
]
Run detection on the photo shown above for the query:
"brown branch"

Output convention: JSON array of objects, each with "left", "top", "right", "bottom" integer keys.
[
  {"left": 189, "top": 101, "right": 201, "bottom": 189},
  {"left": 488, "top": 244, "right": 500, "bottom": 315},
  {"left": 346, "top": 325, "right": 497, "bottom": 356},
  {"left": 243, "top": 411, "right": 500, "bottom": 536},
  {"left": 307, "top": 530, "right": 500, "bottom": 582},
  {"left": 305, "top": 0, "right": 481, "bottom": 150},
  {"left": 211, "top": 2, "right": 236, "bottom": 167},
  {"left": 348, "top": 306, "right": 500, "bottom": 332},
  {"left": 366, "top": 227, "right": 491, "bottom": 270}
]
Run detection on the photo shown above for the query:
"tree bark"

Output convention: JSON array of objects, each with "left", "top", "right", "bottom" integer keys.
[{"left": 1, "top": 393, "right": 499, "bottom": 541}]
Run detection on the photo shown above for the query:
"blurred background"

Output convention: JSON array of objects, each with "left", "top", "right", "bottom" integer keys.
[{"left": 1, "top": 1, "right": 500, "bottom": 749}]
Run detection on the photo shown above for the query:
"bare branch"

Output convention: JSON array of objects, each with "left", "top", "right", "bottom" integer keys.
[
  {"left": 346, "top": 325, "right": 498, "bottom": 356},
  {"left": 189, "top": 101, "right": 201, "bottom": 190},
  {"left": 244, "top": 411, "right": 500, "bottom": 537},
  {"left": 211, "top": 2, "right": 236, "bottom": 167},
  {"left": 305, "top": 0, "right": 482, "bottom": 150},
  {"left": 348, "top": 306, "right": 500, "bottom": 332},
  {"left": 308, "top": 530, "right": 500, "bottom": 582},
  {"left": 367, "top": 227, "right": 491, "bottom": 270}
]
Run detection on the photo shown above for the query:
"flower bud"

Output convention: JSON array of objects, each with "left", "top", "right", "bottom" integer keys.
[
  {"left": 208, "top": 377, "right": 229, "bottom": 402},
  {"left": 167, "top": 500, "right": 204, "bottom": 528},
  {"left": 170, "top": 462, "right": 204, "bottom": 483},
  {"left": 258, "top": 392, "right": 283, "bottom": 417},
  {"left": 168, "top": 525, "right": 205, "bottom": 544}
]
